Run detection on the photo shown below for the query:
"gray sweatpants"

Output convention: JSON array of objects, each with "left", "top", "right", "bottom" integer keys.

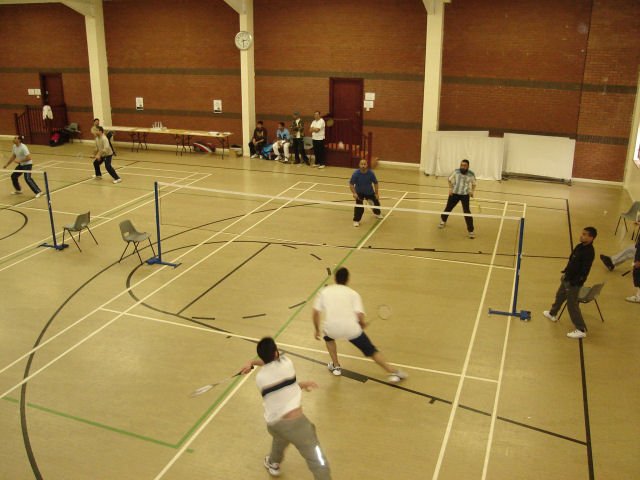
[
  {"left": 550, "top": 279, "right": 586, "bottom": 331},
  {"left": 267, "top": 414, "right": 331, "bottom": 480},
  {"left": 612, "top": 246, "right": 636, "bottom": 265}
]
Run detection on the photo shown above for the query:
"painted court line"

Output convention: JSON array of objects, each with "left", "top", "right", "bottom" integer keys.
[
  {"left": 0, "top": 174, "right": 213, "bottom": 377},
  {"left": 0, "top": 172, "right": 205, "bottom": 270},
  {"left": 0, "top": 181, "right": 311, "bottom": 398},
  {"left": 431, "top": 201, "right": 510, "bottom": 480},
  {"left": 481, "top": 202, "right": 527, "bottom": 479},
  {"left": 155, "top": 182, "right": 524, "bottom": 222},
  {"left": 99, "top": 307, "right": 498, "bottom": 384}
]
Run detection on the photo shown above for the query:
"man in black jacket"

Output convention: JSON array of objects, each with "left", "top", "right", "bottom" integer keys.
[{"left": 543, "top": 226, "right": 597, "bottom": 339}]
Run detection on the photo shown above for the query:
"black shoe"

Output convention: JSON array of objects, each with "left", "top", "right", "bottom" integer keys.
[{"left": 600, "top": 254, "right": 614, "bottom": 271}]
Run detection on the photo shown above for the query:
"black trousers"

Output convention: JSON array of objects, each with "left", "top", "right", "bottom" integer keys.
[
  {"left": 292, "top": 138, "right": 309, "bottom": 164},
  {"left": 248, "top": 141, "right": 265, "bottom": 156},
  {"left": 313, "top": 139, "right": 325, "bottom": 166},
  {"left": 93, "top": 155, "right": 120, "bottom": 180},
  {"left": 11, "top": 163, "right": 41, "bottom": 194},
  {"left": 441, "top": 194, "right": 474, "bottom": 232},
  {"left": 353, "top": 193, "right": 380, "bottom": 221}
]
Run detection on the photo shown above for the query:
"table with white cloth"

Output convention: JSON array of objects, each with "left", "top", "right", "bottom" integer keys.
[{"left": 104, "top": 126, "right": 232, "bottom": 158}]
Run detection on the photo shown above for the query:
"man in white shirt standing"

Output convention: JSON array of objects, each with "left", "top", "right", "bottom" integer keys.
[
  {"left": 310, "top": 111, "right": 326, "bottom": 169},
  {"left": 312, "top": 267, "right": 407, "bottom": 383},
  {"left": 4, "top": 136, "right": 43, "bottom": 198},
  {"left": 93, "top": 126, "right": 121, "bottom": 183},
  {"left": 241, "top": 337, "right": 331, "bottom": 479}
]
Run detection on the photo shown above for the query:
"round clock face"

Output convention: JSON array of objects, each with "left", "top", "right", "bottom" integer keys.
[{"left": 234, "top": 31, "right": 253, "bottom": 50}]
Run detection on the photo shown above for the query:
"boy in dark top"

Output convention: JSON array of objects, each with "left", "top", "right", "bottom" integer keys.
[
  {"left": 249, "top": 121, "right": 268, "bottom": 158},
  {"left": 543, "top": 226, "right": 597, "bottom": 339},
  {"left": 349, "top": 159, "right": 383, "bottom": 227}
]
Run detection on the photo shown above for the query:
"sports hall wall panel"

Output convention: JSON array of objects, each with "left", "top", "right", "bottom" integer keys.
[
  {"left": 573, "top": 0, "right": 640, "bottom": 181},
  {"left": 440, "top": 0, "right": 639, "bottom": 182},
  {"left": 0, "top": 0, "right": 638, "bottom": 181},
  {"left": 0, "top": 3, "right": 91, "bottom": 135},
  {"left": 103, "top": 0, "right": 241, "bottom": 142},
  {"left": 253, "top": 0, "right": 427, "bottom": 164}
]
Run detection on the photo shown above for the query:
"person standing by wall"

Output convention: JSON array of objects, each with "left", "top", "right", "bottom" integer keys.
[
  {"left": 290, "top": 112, "right": 309, "bottom": 165},
  {"left": 543, "top": 227, "right": 597, "bottom": 338},
  {"left": 310, "top": 111, "right": 326, "bottom": 168},
  {"left": 439, "top": 159, "right": 476, "bottom": 238},
  {"left": 240, "top": 337, "right": 331, "bottom": 479},
  {"left": 4, "top": 136, "right": 43, "bottom": 198},
  {"left": 93, "top": 126, "right": 121, "bottom": 183}
]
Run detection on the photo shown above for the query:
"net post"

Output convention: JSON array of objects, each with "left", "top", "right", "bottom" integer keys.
[
  {"left": 40, "top": 171, "right": 68, "bottom": 251},
  {"left": 511, "top": 217, "right": 525, "bottom": 313},
  {"left": 146, "top": 181, "right": 180, "bottom": 268}
]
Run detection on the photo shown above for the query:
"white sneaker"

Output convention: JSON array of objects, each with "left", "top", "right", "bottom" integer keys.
[
  {"left": 327, "top": 362, "right": 342, "bottom": 376},
  {"left": 353, "top": 221, "right": 360, "bottom": 227},
  {"left": 468, "top": 231, "right": 476, "bottom": 239},
  {"left": 567, "top": 329, "right": 586, "bottom": 339},
  {"left": 264, "top": 456, "right": 281, "bottom": 477},
  {"left": 35, "top": 192, "right": 43, "bottom": 198},
  {"left": 543, "top": 310, "right": 558, "bottom": 322},
  {"left": 625, "top": 295, "right": 640, "bottom": 303},
  {"left": 318, "top": 164, "right": 325, "bottom": 169},
  {"left": 113, "top": 178, "right": 122, "bottom": 184},
  {"left": 250, "top": 154, "right": 258, "bottom": 158},
  {"left": 375, "top": 214, "right": 383, "bottom": 219},
  {"left": 438, "top": 221, "right": 445, "bottom": 229},
  {"left": 92, "top": 175, "right": 102, "bottom": 180},
  {"left": 11, "top": 190, "right": 23, "bottom": 195},
  {"left": 388, "top": 370, "right": 408, "bottom": 383}
]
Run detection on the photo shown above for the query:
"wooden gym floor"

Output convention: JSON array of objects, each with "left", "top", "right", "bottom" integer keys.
[{"left": 0, "top": 140, "right": 638, "bottom": 480}]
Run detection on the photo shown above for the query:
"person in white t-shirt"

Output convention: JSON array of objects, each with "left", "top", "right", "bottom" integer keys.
[
  {"left": 309, "top": 111, "right": 326, "bottom": 168},
  {"left": 241, "top": 337, "right": 331, "bottom": 479},
  {"left": 4, "top": 136, "right": 43, "bottom": 197},
  {"left": 312, "top": 267, "right": 407, "bottom": 383}
]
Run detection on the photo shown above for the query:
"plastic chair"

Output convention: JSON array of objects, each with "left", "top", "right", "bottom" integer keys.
[
  {"left": 62, "top": 212, "right": 98, "bottom": 252},
  {"left": 119, "top": 220, "right": 156, "bottom": 264},
  {"left": 303, "top": 136, "right": 315, "bottom": 160},
  {"left": 63, "top": 122, "right": 81, "bottom": 143},
  {"left": 558, "top": 283, "right": 605, "bottom": 323},
  {"left": 615, "top": 201, "right": 640, "bottom": 237}
]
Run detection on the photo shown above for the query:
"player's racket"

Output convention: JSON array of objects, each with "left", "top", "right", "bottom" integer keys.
[{"left": 189, "top": 370, "right": 244, "bottom": 397}]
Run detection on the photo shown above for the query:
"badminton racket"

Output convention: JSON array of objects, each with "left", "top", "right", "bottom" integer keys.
[{"left": 189, "top": 369, "right": 246, "bottom": 397}]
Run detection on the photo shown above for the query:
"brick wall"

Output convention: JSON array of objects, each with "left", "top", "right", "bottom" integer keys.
[
  {"left": 0, "top": 0, "right": 638, "bottom": 180},
  {"left": 441, "top": 0, "right": 639, "bottom": 181},
  {"left": 574, "top": 0, "right": 640, "bottom": 180},
  {"left": 0, "top": 3, "right": 90, "bottom": 134}
]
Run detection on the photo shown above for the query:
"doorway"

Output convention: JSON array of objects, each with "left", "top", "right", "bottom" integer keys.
[
  {"left": 329, "top": 77, "right": 364, "bottom": 147},
  {"left": 40, "top": 73, "right": 65, "bottom": 107}
]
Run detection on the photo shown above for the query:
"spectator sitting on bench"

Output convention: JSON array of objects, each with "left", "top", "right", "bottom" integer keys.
[
  {"left": 249, "top": 121, "right": 267, "bottom": 158},
  {"left": 273, "top": 122, "right": 291, "bottom": 162}
]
